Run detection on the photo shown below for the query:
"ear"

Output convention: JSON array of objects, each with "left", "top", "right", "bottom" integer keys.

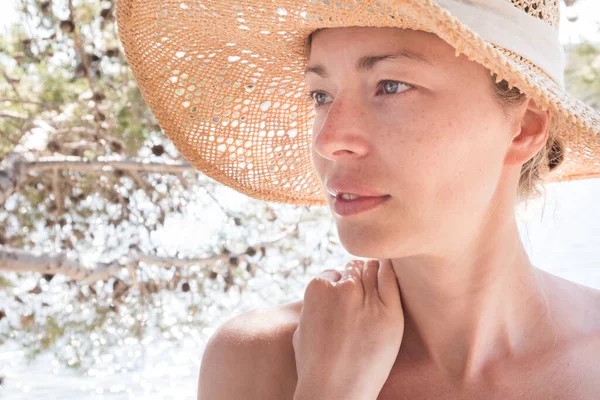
[{"left": 504, "top": 97, "right": 551, "bottom": 167}]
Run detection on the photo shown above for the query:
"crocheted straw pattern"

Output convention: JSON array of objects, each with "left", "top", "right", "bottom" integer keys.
[{"left": 116, "top": 0, "right": 600, "bottom": 206}]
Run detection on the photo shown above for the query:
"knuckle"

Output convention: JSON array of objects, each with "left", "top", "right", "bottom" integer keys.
[
  {"left": 305, "top": 276, "right": 334, "bottom": 296},
  {"left": 337, "top": 278, "right": 360, "bottom": 293}
]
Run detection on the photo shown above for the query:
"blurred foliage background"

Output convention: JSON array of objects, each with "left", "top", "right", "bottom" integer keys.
[
  {"left": 0, "top": 0, "right": 350, "bottom": 374},
  {"left": 0, "top": 0, "right": 598, "bottom": 394}
]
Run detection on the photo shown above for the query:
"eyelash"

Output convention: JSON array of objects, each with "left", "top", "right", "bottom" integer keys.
[{"left": 306, "top": 80, "right": 414, "bottom": 107}]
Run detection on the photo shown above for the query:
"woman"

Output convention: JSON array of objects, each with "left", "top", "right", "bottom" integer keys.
[{"left": 116, "top": 0, "right": 600, "bottom": 398}]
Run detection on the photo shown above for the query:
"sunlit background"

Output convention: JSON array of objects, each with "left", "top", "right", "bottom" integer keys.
[{"left": 0, "top": 0, "right": 599, "bottom": 398}]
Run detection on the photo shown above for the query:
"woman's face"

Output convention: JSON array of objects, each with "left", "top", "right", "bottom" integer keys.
[{"left": 306, "top": 27, "right": 522, "bottom": 258}]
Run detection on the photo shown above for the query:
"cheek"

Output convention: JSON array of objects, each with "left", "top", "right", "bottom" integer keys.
[{"left": 379, "top": 99, "right": 507, "bottom": 203}]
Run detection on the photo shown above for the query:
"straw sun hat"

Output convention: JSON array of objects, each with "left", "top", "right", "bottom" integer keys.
[{"left": 116, "top": 0, "right": 600, "bottom": 206}]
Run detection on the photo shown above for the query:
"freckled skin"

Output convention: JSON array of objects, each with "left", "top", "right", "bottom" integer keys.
[{"left": 307, "top": 27, "right": 516, "bottom": 258}]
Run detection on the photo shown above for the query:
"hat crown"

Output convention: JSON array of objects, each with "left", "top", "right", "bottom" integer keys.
[
  {"left": 115, "top": 0, "right": 600, "bottom": 205},
  {"left": 509, "top": 0, "right": 559, "bottom": 28}
]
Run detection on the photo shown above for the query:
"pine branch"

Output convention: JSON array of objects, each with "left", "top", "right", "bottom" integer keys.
[
  {"left": 0, "top": 225, "right": 296, "bottom": 281},
  {"left": 0, "top": 153, "right": 195, "bottom": 206}
]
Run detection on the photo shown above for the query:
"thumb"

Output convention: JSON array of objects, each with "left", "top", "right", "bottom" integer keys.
[{"left": 377, "top": 258, "right": 401, "bottom": 307}]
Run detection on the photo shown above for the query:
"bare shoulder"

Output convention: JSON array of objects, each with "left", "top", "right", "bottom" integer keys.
[
  {"left": 554, "top": 276, "right": 600, "bottom": 394},
  {"left": 538, "top": 269, "right": 600, "bottom": 334},
  {"left": 537, "top": 269, "right": 600, "bottom": 375},
  {"left": 197, "top": 300, "right": 302, "bottom": 400}
]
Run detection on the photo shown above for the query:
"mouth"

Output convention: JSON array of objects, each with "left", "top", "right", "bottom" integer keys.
[
  {"left": 330, "top": 193, "right": 392, "bottom": 216},
  {"left": 333, "top": 193, "right": 390, "bottom": 200}
]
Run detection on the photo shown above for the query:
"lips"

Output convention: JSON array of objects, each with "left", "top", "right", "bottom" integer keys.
[
  {"left": 325, "top": 178, "right": 389, "bottom": 198},
  {"left": 331, "top": 194, "right": 391, "bottom": 216},
  {"left": 325, "top": 177, "right": 391, "bottom": 216}
]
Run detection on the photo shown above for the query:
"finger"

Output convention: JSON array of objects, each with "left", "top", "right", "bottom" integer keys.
[
  {"left": 340, "top": 259, "right": 363, "bottom": 282},
  {"left": 361, "top": 259, "right": 379, "bottom": 298},
  {"left": 318, "top": 269, "right": 342, "bottom": 282},
  {"left": 377, "top": 258, "right": 401, "bottom": 307}
]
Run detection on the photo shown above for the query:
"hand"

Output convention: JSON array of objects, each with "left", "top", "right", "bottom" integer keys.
[{"left": 292, "top": 259, "right": 405, "bottom": 400}]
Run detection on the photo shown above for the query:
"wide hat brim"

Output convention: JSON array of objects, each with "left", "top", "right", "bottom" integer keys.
[{"left": 116, "top": 0, "right": 600, "bottom": 206}]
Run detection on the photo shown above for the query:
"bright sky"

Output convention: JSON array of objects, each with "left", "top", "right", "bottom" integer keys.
[
  {"left": 0, "top": 0, "right": 598, "bottom": 44},
  {"left": 0, "top": 0, "right": 18, "bottom": 34},
  {"left": 559, "top": 0, "right": 600, "bottom": 43}
]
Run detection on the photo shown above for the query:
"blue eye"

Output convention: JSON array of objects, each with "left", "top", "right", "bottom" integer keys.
[
  {"left": 384, "top": 81, "right": 399, "bottom": 94},
  {"left": 308, "top": 91, "right": 333, "bottom": 106},
  {"left": 307, "top": 80, "right": 413, "bottom": 108},
  {"left": 379, "top": 80, "right": 412, "bottom": 95}
]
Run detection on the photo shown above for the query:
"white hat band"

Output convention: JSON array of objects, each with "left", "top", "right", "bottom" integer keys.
[{"left": 435, "top": 0, "right": 565, "bottom": 87}]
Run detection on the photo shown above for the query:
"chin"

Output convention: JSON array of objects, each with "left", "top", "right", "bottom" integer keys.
[
  {"left": 334, "top": 218, "right": 421, "bottom": 260},
  {"left": 336, "top": 224, "right": 390, "bottom": 259}
]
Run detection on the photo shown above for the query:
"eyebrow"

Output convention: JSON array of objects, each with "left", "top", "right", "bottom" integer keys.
[{"left": 304, "top": 50, "right": 433, "bottom": 78}]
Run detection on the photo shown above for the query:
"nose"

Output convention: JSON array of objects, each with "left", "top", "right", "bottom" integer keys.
[{"left": 311, "top": 95, "right": 371, "bottom": 161}]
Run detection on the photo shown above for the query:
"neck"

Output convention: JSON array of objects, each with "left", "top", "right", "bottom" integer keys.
[{"left": 389, "top": 211, "right": 558, "bottom": 383}]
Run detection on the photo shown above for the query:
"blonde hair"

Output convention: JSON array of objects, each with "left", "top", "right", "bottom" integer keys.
[
  {"left": 490, "top": 75, "right": 564, "bottom": 203},
  {"left": 304, "top": 31, "right": 564, "bottom": 204}
]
